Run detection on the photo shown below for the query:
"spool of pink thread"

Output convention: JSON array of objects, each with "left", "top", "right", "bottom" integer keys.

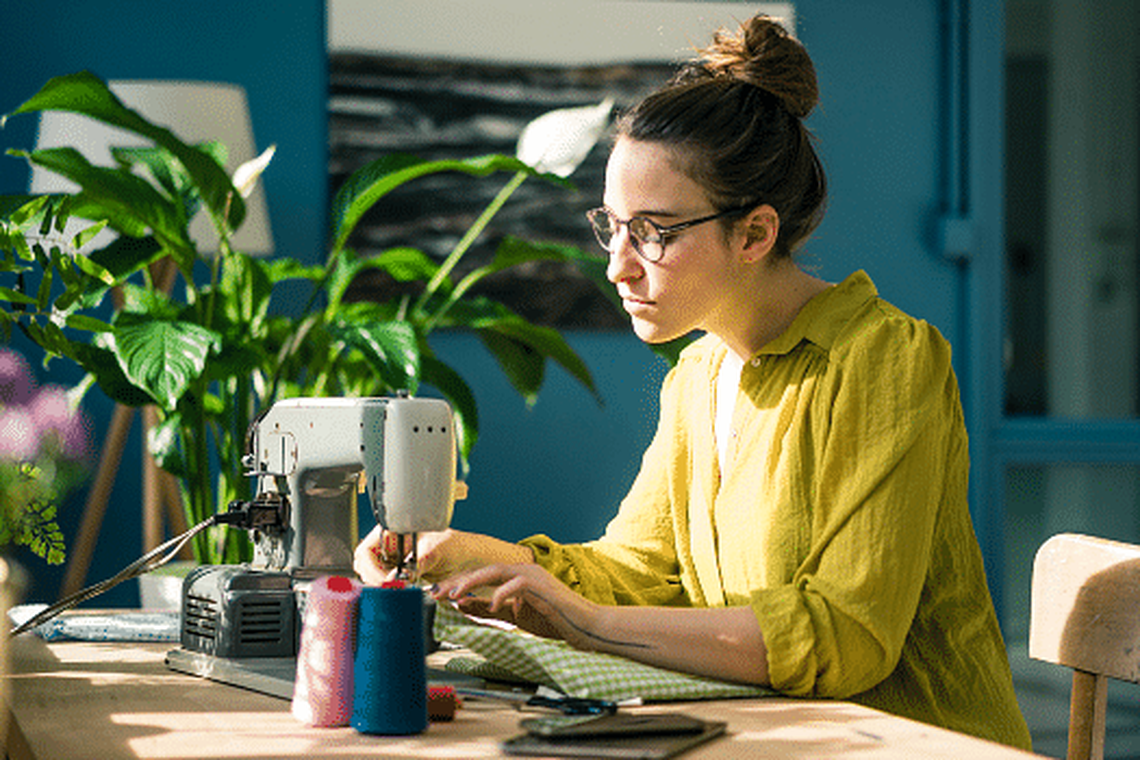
[{"left": 292, "top": 575, "right": 363, "bottom": 727}]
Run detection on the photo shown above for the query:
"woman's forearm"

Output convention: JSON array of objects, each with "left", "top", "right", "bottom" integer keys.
[
  {"left": 436, "top": 562, "right": 770, "bottom": 686},
  {"left": 585, "top": 603, "right": 770, "bottom": 685}
]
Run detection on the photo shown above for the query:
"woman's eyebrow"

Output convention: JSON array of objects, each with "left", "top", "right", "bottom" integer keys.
[
  {"left": 601, "top": 202, "right": 686, "bottom": 219},
  {"left": 628, "top": 207, "right": 685, "bottom": 220}
]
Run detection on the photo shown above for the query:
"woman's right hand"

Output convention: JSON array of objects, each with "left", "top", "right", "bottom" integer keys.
[{"left": 352, "top": 525, "right": 534, "bottom": 585}]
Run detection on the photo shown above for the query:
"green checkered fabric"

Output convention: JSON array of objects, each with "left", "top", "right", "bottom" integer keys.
[{"left": 433, "top": 602, "right": 776, "bottom": 702}]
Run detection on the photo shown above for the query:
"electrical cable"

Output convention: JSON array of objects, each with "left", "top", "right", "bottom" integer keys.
[{"left": 8, "top": 515, "right": 218, "bottom": 637}]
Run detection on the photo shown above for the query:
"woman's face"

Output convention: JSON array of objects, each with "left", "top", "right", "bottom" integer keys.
[{"left": 603, "top": 137, "right": 743, "bottom": 345}]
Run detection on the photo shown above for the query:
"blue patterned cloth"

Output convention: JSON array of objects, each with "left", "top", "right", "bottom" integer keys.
[{"left": 9, "top": 604, "right": 180, "bottom": 642}]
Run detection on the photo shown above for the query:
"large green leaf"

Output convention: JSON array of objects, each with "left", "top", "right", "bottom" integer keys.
[
  {"left": 327, "top": 316, "right": 420, "bottom": 394},
  {"left": 477, "top": 235, "right": 578, "bottom": 278},
  {"left": 365, "top": 247, "right": 441, "bottom": 283},
  {"left": 111, "top": 312, "right": 221, "bottom": 410},
  {"left": 329, "top": 153, "right": 569, "bottom": 254},
  {"left": 117, "top": 282, "right": 180, "bottom": 319},
  {"left": 86, "top": 234, "right": 163, "bottom": 283},
  {"left": 111, "top": 143, "right": 208, "bottom": 225},
  {"left": 218, "top": 251, "right": 273, "bottom": 330},
  {"left": 445, "top": 236, "right": 572, "bottom": 308},
  {"left": 420, "top": 355, "right": 478, "bottom": 469},
  {"left": 204, "top": 341, "right": 267, "bottom": 387},
  {"left": 478, "top": 328, "right": 545, "bottom": 407},
  {"left": 323, "top": 248, "right": 360, "bottom": 314},
  {"left": 264, "top": 257, "right": 326, "bottom": 285},
  {"left": 453, "top": 298, "right": 600, "bottom": 403},
  {"left": 323, "top": 246, "right": 446, "bottom": 317},
  {"left": 20, "top": 147, "right": 195, "bottom": 268},
  {"left": 70, "top": 341, "right": 156, "bottom": 407},
  {"left": 5, "top": 71, "right": 244, "bottom": 233}
]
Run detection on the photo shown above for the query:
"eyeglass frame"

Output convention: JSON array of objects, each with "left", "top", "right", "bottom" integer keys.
[{"left": 585, "top": 205, "right": 751, "bottom": 263}]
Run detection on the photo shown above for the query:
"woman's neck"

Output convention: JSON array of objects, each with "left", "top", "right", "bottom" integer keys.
[{"left": 718, "top": 264, "right": 830, "bottom": 361}]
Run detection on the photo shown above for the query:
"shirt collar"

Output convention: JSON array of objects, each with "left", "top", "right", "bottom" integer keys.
[{"left": 753, "top": 270, "right": 878, "bottom": 358}]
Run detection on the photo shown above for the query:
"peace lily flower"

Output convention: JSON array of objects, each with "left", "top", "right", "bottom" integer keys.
[
  {"left": 232, "top": 144, "right": 276, "bottom": 199},
  {"left": 516, "top": 99, "right": 613, "bottom": 177},
  {"left": 418, "top": 99, "right": 614, "bottom": 324}
]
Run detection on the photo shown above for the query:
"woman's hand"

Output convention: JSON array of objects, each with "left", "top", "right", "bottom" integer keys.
[
  {"left": 433, "top": 562, "right": 771, "bottom": 685},
  {"left": 353, "top": 526, "right": 535, "bottom": 585},
  {"left": 432, "top": 563, "right": 604, "bottom": 648}
]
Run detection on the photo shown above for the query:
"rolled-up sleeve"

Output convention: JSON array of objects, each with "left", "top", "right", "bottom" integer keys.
[{"left": 754, "top": 314, "right": 958, "bottom": 698}]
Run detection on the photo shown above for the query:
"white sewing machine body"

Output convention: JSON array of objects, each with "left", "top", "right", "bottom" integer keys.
[
  {"left": 166, "top": 395, "right": 459, "bottom": 697},
  {"left": 248, "top": 395, "right": 457, "bottom": 573}
]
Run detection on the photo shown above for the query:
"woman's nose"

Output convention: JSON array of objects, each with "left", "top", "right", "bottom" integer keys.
[{"left": 605, "top": 229, "right": 644, "bottom": 284}]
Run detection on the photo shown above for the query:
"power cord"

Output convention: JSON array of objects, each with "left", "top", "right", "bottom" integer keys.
[
  {"left": 9, "top": 515, "right": 217, "bottom": 637},
  {"left": 8, "top": 494, "right": 288, "bottom": 638}
]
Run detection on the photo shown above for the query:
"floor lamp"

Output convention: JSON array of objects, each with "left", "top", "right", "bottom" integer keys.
[{"left": 28, "top": 81, "right": 274, "bottom": 598}]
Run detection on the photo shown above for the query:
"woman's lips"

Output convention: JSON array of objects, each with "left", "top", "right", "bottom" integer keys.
[{"left": 621, "top": 295, "right": 655, "bottom": 314}]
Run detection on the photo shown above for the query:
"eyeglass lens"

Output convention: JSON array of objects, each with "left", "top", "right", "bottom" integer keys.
[{"left": 587, "top": 210, "right": 666, "bottom": 261}]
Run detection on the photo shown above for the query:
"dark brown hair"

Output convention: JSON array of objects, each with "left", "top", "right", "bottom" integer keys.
[{"left": 616, "top": 15, "right": 826, "bottom": 258}]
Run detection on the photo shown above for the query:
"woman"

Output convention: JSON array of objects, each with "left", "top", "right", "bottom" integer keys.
[{"left": 355, "top": 14, "right": 1032, "bottom": 750}]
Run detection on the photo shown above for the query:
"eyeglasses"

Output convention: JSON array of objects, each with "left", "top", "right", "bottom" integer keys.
[{"left": 585, "top": 206, "right": 747, "bottom": 263}]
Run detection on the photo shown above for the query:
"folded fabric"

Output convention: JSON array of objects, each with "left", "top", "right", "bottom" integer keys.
[
  {"left": 432, "top": 602, "right": 776, "bottom": 703},
  {"left": 9, "top": 604, "right": 180, "bottom": 642}
]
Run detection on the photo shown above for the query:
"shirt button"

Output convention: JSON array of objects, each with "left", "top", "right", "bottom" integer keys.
[{"left": 751, "top": 358, "right": 762, "bottom": 367}]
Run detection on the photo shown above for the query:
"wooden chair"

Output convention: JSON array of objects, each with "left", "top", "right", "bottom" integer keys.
[{"left": 1029, "top": 533, "right": 1140, "bottom": 760}]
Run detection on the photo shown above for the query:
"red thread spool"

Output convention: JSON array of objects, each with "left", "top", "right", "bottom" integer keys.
[{"left": 427, "top": 685, "right": 459, "bottom": 721}]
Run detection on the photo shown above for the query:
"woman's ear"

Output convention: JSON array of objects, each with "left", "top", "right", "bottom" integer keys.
[{"left": 740, "top": 205, "right": 779, "bottom": 263}]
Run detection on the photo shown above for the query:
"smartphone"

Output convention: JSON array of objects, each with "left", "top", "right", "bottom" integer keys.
[
  {"left": 503, "top": 715, "right": 727, "bottom": 759},
  {"left": 520, "top": 712, "right": 707, "bottom": 738}
]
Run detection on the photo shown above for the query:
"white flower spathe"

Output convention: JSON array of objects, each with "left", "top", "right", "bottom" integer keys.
[
  {"left": 232, "top": 145, "right": 276, "bottom": 199},
  {"left": 516, "top": 99, "right": 613, "bottom": 178}
]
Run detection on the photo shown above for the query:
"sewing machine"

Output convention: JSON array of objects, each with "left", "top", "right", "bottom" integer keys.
[{"left": 164, "top": 395, "right": 461, "bottom": 697}]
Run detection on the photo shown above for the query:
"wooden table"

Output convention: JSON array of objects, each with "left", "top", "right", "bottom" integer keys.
[{"left": 2, "top": 632, "right": 1046, "bottom": 759}]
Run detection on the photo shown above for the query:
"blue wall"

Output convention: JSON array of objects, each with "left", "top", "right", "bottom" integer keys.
[
  {"left": 0, "top": 0, "right": 328, "bottom": 605},
  {"left": 1, "top": 0, "right": 969, "bottom": 608}
]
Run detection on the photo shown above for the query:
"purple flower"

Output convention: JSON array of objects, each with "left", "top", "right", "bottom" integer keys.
[
  {"left": 0, "top": 349, "right": 35, "bottom": 406},
  {"left": 30, "top": 386, "right": 90, "bottom": 460},
  {"left": 0, "top": 408, "right": 40, "bottom": 460}
]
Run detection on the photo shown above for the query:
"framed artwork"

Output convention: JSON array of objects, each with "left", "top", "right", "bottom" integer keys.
[{"left": 327, "top": 1, "right": 794, "bottom": 329}]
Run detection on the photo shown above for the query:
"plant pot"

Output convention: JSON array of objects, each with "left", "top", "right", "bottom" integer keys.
[{"left": 138, "top": 560, "right": 198, "bottom": 610}]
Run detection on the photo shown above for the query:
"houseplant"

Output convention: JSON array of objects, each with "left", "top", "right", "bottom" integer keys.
[
  {"left": 0, "top": 71, "right": 610, "bottom": 565},
  {"left": 0, "top": 347, "right": 89, "bottom": 565}
]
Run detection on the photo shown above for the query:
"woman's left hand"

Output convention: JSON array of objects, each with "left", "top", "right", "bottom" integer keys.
[
  {"left": 431, "top": 563, "right": 602, "bottom": 649},
  {"left": 434, "top": 563, "right": 771, "bottom": 685}
]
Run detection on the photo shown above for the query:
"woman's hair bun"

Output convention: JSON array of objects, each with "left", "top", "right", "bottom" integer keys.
[{"left": 694, "top": 15, "right": 819, "bottom": 119}]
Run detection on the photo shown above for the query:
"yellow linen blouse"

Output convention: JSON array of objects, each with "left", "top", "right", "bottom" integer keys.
[{"left": 521, "top": 271, "right": 1032, "bottom": 749}]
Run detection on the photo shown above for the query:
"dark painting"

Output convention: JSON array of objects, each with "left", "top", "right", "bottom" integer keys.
[{"left": 328, "top": 53, "right": 675, "bottom": 330}]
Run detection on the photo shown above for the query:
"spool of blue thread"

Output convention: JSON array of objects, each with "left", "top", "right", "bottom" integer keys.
[{"left": 351, "top": 585, "right": 427, "bottom": 735}]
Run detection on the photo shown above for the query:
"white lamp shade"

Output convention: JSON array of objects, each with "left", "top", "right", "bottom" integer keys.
[{"left": 30, "top": 81, "right": 273, "bottom": 256}]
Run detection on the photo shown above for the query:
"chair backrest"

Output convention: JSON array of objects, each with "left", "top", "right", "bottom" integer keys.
[{"left": 1029, "top": 533, "right": 1140, "bottom": 760}]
